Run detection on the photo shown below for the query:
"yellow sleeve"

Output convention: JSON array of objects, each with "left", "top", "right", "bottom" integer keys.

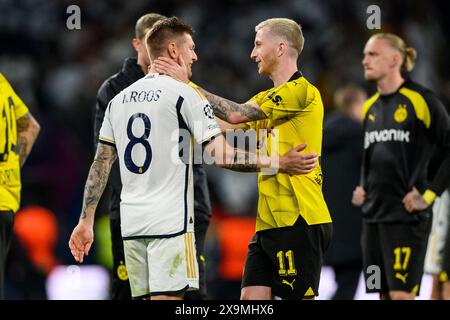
[
  {"left": 247, "top": 91, "right": 267, "bottom": 106},
  {"left": 241, "top": 92, "right": 268, "bottom": 129},
  {"left": 246, "top": 121, "right": 256, "bottom": 130},
  {"left": 0, "top": 73, "right": 29, "bottom": 119},
  {"left": 247, "top": 91, "right": 274, "bottom": 120},
  {"left": 252, "top": 84, "right": 309, "bottom": 120}
]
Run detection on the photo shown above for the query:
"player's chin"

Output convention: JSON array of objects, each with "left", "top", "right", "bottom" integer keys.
[
  {"left": 258, "top": 67, "right": 268, "bottom": 76},
  {"left": 364, "top": 71, "right": 378, "bottom": 81}
]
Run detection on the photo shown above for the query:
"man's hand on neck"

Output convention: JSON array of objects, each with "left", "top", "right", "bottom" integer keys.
[{"left": 153, "top": 56, "right": 189, "bottom": 83}]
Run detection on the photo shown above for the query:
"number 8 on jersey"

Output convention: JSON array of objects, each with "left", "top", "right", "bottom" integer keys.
[{"left": 124, "top": 113, "right": 152, "bottom": 174}]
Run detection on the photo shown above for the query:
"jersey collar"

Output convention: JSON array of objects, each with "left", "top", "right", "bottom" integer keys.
[
  {"left": 288, "top": 70, "right": 303, "bottom": 82},
  {"left": 379, "top": 77, "right": 410, "bottom": 98}
]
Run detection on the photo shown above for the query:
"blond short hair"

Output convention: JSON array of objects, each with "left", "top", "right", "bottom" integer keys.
[
  {"left": 135, "top": 13, "right": 166, "bottom": 40},
  {"left": 372, "top": 33, "right": 417, "bottom": 72},
  {"left": 255, "top": 18, "right": 304, "bottom": 56}
]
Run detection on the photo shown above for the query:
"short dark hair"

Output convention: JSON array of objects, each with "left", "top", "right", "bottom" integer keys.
[
  {"left": 145, "top": 16, "right": 194, "bottom": 60},
  {"left": 135, "top": 13, "right": 166, "bottom": 40}
]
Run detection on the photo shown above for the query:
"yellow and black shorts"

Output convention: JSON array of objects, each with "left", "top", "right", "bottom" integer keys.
[
  {"left": 0, "top": 210, "right": 14, "bottom": 299},
  {"left": 361, "top": 213, "right": 431, "bottom": 294},
  {"left": 241, "top": 217, "right": 332, "bottom": 299}
]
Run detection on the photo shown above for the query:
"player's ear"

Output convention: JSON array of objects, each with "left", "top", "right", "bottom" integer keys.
[
  {"left": 132, "top": 38, "right": 140, "bottom": 52},
  {"left": 167, "top": 42, "right": 178, "bottom": 60},
  {"left": 277, "top": 42, "right": 286, "bottom": 57},
  {"left": 391, "top": 51, "right": 402, "bottom": 69}
]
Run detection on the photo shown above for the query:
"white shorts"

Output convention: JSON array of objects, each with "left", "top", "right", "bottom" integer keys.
[
  {"left": 123, "top": 232, "right": 199, "bottom": 298},
  {"left": 425, "top": 190, "right": 450, "bottom": 274}
]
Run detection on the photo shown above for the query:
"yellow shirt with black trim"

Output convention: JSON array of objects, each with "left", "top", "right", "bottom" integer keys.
[
  {"left": 361, "top": 78, "right": 450, "bottom": 223},
  {"left": 247, "top": 71, "right": 331, "bottom": 232},
  {"left": 0, "top": 73, "right": 29, "bottom": 212}
]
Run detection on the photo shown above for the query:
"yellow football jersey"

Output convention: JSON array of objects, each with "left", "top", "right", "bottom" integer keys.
[
  {"left": 0, "top": 73, "right": 29, "bottom": 212},
  {"left": 247, "top": 71, "right": 332, "bottom": 231}
]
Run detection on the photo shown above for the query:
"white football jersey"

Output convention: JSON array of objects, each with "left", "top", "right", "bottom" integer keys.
[
  {"left": 424, "top": 189, "right": 450, "bottom": 274},
  {"left": 99, "top": 73, "right": 221, "bottom": 238}
]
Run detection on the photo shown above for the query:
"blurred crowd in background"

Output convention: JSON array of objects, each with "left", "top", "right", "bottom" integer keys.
[{"left": 0, "top": 0, "right": 449, "bottom": 299}]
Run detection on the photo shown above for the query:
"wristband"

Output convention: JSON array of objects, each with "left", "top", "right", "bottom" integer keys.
[{"left": 422, "top": 189, "right": 436, "bottom": 205}]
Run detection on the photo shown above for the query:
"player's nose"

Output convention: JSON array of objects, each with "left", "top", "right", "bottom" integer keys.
[
  {"left": 250, "top": 48, "right": 257, "bottom": 60},
  {"left": 362, "top": 55, "right": 369, "bottom": 66}
]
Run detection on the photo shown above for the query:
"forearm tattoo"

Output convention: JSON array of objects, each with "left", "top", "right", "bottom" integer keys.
[
  {"left": 16, "top": 113, "right": 33, "bottom": 167},
  {"left": 201, "top": 89, "right": 266, "bottom": 121},
  {"left": 16, "top": 136, "right": 28, "bottom": 167},
  {"left": 222, "top": 148, "right": 259, "bottom": 172},
  {"left": 81, "top": 144, "right": 117, "bottom": 219},
  {"left": 16, "top": 114, "right": 30, "bottom": 131}
]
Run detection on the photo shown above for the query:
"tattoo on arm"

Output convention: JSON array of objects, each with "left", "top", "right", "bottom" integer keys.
[
  {"left": 16, "top": 113, "right": 39, "bottom": 167},
  {"left": 225, "top": 162, "right": 259, "bottom": 172},
  {"left": 80, "top": 144, "right": 117, "bottom": 220},
  {"left": 201, "top": 89, "right": 266, "bottom": 122},
  {"left": 221, "top": 148, "right": 259, "bottom": 172},
  {"left": 17, "top": 136, "right": 28, "bottom": 167},
  {"left": 16, "top": 114, "right": 30, "bottom": 131}
]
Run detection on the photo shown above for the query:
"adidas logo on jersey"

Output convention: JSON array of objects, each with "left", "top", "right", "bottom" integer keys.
[{"left": 364, "top": 129, "right": 410, "bottom": 149}]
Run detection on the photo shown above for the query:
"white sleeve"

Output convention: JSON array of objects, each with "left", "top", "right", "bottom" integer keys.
[
  {"left": 181, "top": 98, "right": 222, "bottom": 145},
  {"left": 99, "top": 100, "right": 115, "bottom": 146}
]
